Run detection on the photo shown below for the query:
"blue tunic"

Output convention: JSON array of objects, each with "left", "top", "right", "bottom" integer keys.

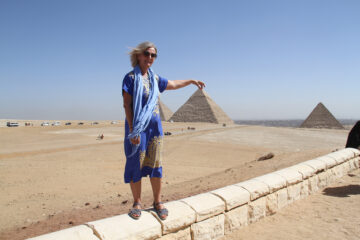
[{"left": 122, "top": 71, "right": 168, "bottom": 183}]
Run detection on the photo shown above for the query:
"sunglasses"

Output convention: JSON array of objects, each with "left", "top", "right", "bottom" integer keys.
[{"left": 143, "top": 51, "right": 157, "bottom": 58}]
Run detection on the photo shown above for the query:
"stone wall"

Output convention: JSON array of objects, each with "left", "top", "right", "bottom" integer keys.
[{"left": 27, "top": 148, "right": 360, "bottom": 240}]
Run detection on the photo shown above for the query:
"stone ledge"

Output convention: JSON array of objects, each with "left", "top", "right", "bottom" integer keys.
[
  {"left": 289, "top": 163, "right": 316, "bottom": 179},
  {"left": 316, "top": 155, "right": 338, "bottom": 169},
  {"left": 149, "top": 201, "right": 196, "bottom": 235},
  {"left": 27, "top": 225, "right": 99, "bottom": 240},
  {"left": 235, "top": 179, "right": 270, "bottom": 201},
  {"left": 181, "top": 193, "right": 225, "bottom": 222},
  {"left": 253, "top": 173, "right": 287, "bottom": 193},
  {"left": 211, "top": 185, "right": 250, "bottom": 211},
  {"left": 347, "top": 148, "right": 360, "bottom": 156},
  {"left": 87, "top": 211, "right": 161, "bottom": 240},
  {"left": 273, "top": 168, "right": 303, "bottom": 185},
  {"left": 302, "top": 159, "right": 327, "bottom": 173},
  {"left": 327, "top": 148, "right": 356, "bottom": 164}
]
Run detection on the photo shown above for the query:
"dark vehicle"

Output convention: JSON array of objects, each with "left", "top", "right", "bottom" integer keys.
[
  {"left": 92, "top": 122, "right": 99, "bottom": 125},
  {"left": 7, "top": 122, "right": 19, "bottom": 127},
  {"left": 164, "top": 131, "right": 172, "bottom": 136},
  {"left": 65, "top": 122, "right": 72, "bottom": 125},
  {"left": 78, "top": 122, "right": 84, "bottom": 125}
]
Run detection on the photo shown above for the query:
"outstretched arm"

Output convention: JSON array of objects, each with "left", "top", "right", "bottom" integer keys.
[{"left": 166, "top": 79, "right": 205, "bottom": 90}]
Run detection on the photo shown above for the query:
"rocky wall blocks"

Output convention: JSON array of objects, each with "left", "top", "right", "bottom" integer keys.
[
  {"left": 276, "top": 188, "right": 289, "bottom": 209},
  {"left": 317, "top": 171, "right": 330, "bottom": 189},
  {"left": 341, "top": 161, "right": 351, "bottom": 174},
  {"left": 300, "top": 179, "right": 310, "bottom": 199},
  {"left": 353, "top": 156, "right": 360, "bottom": 168},
  {"left": 349, "top": 157, "right": 359, "bottom": 170},
  {"left": 287, "top": 182, "right": 302, "bottom": 204},
  {"left": 265, "top": 192, "right": 278, "bottom": 215},
  {"left": 308, "top": 175, "right": 320, "bottom": 194},
  {"left": 248, "top": 197, "right": 266, "bottom": 223},
  {"left": 158, "top": 227, "right": 191, "bottom": 240},
  {"left": 191, "top": 214, "right": 225, "bottom": 240},
  {"left": 224, "top": 204, "right": 249, "bottom": 234},
  {"left": 333, "top": 164, "right": 345, "bottom": 178}
]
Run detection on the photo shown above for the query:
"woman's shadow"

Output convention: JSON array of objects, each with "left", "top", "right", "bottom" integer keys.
[{"left": 323, "top": 184, "right": 360, "bottom": 197}]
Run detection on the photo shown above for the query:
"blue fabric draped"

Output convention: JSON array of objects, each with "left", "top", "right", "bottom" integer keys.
[{"left": 127, "top": 65, "right": 159, "bottom": 157}]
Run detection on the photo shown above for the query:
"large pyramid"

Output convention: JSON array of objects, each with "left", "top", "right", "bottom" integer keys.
[
  {"left": 169, "top": 89, "right": 233, "bottom": 124},
  {"left": 300, "top": 102, "right": 344, "bottom": 129},
  {"left": 159, "top": 100, "right": 173, "bottom": 121}
]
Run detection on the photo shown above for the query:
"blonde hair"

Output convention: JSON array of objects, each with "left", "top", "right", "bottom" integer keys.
[{"left": 129, "top": 41, "right": 157, "bottom": 68}]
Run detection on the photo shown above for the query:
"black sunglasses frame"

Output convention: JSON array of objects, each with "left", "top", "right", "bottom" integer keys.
[{"left": 143, "top": 51, "right": 157, "bottom": 58}]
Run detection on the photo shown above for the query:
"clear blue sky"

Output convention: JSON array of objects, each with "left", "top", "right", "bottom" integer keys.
[{"left": 1, "top": 0, "right": 359, "bottom": 120}]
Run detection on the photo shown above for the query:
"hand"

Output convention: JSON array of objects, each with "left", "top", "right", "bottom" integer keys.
[
  {"left": 192, "top": 80, "right": 206, "bottom": 89},
  {"left": 130, "top": 135, "right": 140, "bottom": 145}
]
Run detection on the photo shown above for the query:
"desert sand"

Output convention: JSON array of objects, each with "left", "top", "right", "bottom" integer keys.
[{"left": 0, "top": 120, "right": 354, "bottom": 239}]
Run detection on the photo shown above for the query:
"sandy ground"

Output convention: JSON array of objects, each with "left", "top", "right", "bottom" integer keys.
[
  {"left": 222, "top": 168, "right": 360, "bottom": 240},
  {"left": 0, "top": 121, "right": 352, "bottom": 239}
]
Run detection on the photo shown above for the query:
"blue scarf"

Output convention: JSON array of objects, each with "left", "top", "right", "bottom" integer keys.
[{"left": 127, "top": 65, "right": 159, "bottom": 157}]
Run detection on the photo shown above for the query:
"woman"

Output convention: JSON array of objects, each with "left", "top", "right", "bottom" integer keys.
[{"left": 122, "top": 41, "right": 205, "bottom": 220}]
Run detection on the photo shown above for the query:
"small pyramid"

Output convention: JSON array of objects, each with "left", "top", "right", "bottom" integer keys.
[
  {"left": 170, "top": 89, "right": 233, "bottom": 124},
  {"left": 300, "top": 102, "right": 344, "bottom": 129},
  {"left": 159, "top": 100, "right": 173, "bottom": 121}
]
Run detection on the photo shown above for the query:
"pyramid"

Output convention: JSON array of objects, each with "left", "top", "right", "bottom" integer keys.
[
  {"left": 169, "top": 89, "right": 233, "bottom": 124},
  {"left": 159, "top": 100, "right": 173, "bottom": 121},
  {"left": 300, "top": 102, "right": 344, "bottom": 129}
]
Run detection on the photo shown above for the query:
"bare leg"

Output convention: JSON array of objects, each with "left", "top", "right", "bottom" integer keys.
[
  {"left": 150, "top": 177, "right": 168, "bottom": 219},
  {"left": 150, "top": 177, "right": 162, "bottom": 205},
  {"left": 130, "top": 180, "right": 142, "bottom": 208}
]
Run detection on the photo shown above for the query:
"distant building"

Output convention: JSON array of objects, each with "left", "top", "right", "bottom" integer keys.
[
  {"left": 170, "top": 89, "right": 233, "bottom": 124},
  {"left": 300, "top": 102, "right": 344, "bottom": 129},
  {"left": 159, "top": 100, "right": 173, "bottom": 121}
]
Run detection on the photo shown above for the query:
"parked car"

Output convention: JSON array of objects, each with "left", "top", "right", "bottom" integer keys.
[
  {"left": 7, "top": 122, "right": 19, "bottom": 127},
  {"left": 164, "top": 131, "right": 172, "bottom": 136},
  {"left": 78, "top": 122, "right": 84, "bottom": 125},
  {"left": 65, "top": 122, "right": 72, "bottom": 125},
  {"left": 111, "top": 121, "right": 117, "bottom": 124},
  {"left": 92, "top": 122, "right": 99, "bottom": 125},
  {"left": 52, "top": 121, "right": 60, "bottom": 126},
  {"left": 41, "top": 122, "right": 49, "bottom": 126}
]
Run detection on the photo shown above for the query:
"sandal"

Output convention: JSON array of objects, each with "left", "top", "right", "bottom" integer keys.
[
  {"left": 128, "top": 202, "right": 142, "bottom": 220},
  {"left": 153, "top": 202, "right": 168, "bottom": 220}
]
